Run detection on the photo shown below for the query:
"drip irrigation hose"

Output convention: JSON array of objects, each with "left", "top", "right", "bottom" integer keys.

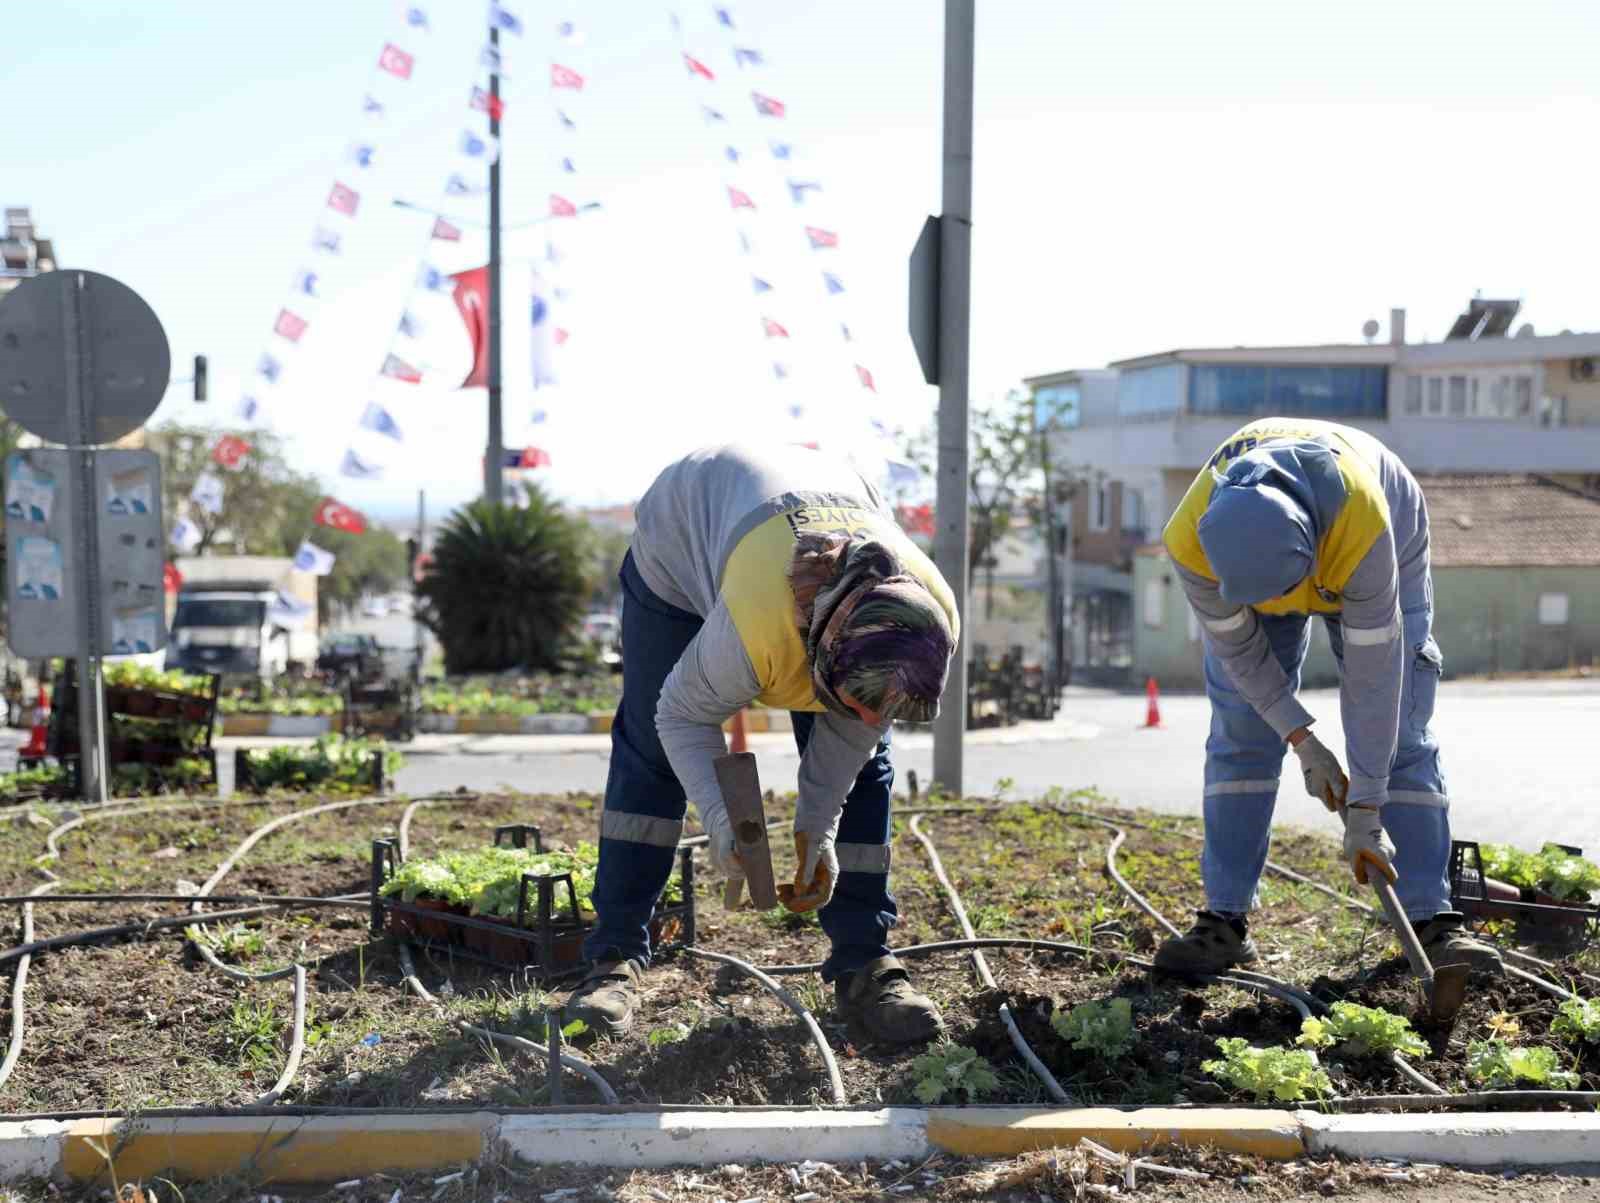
[
  {"left": 393, "top": 940, "right": 618, "bottom": 1104},
  {"left": 906, "top": 815, "right": 1074, "bottom": 1104},
  {"left": 1503, "top": 962, "right": 1578, "bottom": 1001},
  {"left": 0, "top": 881, "right": 56, "bottom": 1094},
  {"left": 0, "top": 893, "right": 371, "bottom": 908},
  {"left": 681, "top": 946, "right": 847, "bottom": 1106},
  {"left": 254, "top": 965, "right": 308, "bottom": 1106}
]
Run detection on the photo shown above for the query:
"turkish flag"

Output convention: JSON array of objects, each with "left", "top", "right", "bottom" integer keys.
[
  {"left": 163, "top": 562, "right": 183, "bottom": 594},
  {"left": 519, "top": 446, "right": 553, "bottom": 468},
  {"left": 314, "top": 496, "right": 368, "bottom": 534},
  {"left": 549, "top": 194, "right": 578, "bottom": 218},
  {"left": 855, "top": 364, "right": 877, "bottom": 392},
  {"left": 378, "top": 43, "right": 414, "bottom": 79},
  {"left": 551, "top": 64, "right": 585, "bottom": 90},
  {"left": 897, "top": 503, "right": 935, "bottom": 537},
  {"left": 451, "top": 265, "right": 490, "bottom": 389},
  {"left": 684, "top": 54, "right": 715, "bottom": 80},
  {"left": 328, "top": 182, "right": 360, "bottom": 216},
  {"left": 274, "top": 309, "right": 307, "bottom": 343},
  {"left": 728, "top": 186, "right": 756, "bottom": 210},
  {"left": 761, "top": 317, "right": 789, "bottom": 339},
  {"left": 212, "top": 435, "right": 252, "bottom": 470}
]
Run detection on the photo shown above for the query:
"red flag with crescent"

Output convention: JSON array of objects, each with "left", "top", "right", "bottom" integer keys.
[
  {"left": 450, "top": 266, "right": 490, "bottom": 389},
  {"left": 314, "top": 496, "right": 368, "bottom": 535}
]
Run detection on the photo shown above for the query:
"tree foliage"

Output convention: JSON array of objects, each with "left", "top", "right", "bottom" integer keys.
[{"left": 415, "top": 487, "right": 590, "bottom": 674}]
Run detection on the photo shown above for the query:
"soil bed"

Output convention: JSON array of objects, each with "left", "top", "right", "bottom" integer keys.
[{"left": 0, "top": 788, "right": 1596, "bottom": 1114}]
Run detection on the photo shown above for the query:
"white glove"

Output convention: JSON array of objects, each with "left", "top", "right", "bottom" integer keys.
[
  {"left": 1342, "top": 804, "right": 1398, "bottom": 885},
  {"left": 702, "top": 805, "right": 746, "bottom": 907},
  {"left": 1292, "top": 731, "right": 1349, "bottom": 812}
]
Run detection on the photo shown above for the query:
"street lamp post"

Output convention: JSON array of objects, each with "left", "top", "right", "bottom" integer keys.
[{"left": 484, "top": 22, "right": 504, "bottom": 506}]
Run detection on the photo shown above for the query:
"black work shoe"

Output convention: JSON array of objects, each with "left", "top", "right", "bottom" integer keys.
[
  {"left": 836, "top": 954, "right": 943, "bottom": 1045},
  {"left": 1152, "top": 910, "right": 1259, "bottom": 976},
  {"left": 1417, "top": 911, "right": 1502, "bottom": 972},
  {"left": 563, "top": 957, "right": 642, "bottom": 1037}
]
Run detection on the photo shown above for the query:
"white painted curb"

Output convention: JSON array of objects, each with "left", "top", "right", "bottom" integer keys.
[
  {"left": 418, "top": 714, "right": 459, "bottom": 734},
  {"left": 520, "top": 715, "right": 591, "bottom": 735},
  {"left": 0, "top": 1121, "right": 70, "bottom": 1181},
  {"left": 1300, "top": 1111, "right": 1600, "bottom": 1168},
  {"left": 265, "top": 716, "right": 334, "bottom": 737},
  {"left": 499, "top": 1108, "right": 929, "bottom": 1169}
]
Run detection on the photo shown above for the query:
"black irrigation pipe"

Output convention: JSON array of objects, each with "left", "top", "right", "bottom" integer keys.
[
  {"left": 0, "top": 881, "right": 55, "bottom": 1093},
  {"left": 0, "top": 893, "right": 372, "bottom": 909},
  {"left": 905, "top": 814, "right": 1073, "bottom": 1104}
]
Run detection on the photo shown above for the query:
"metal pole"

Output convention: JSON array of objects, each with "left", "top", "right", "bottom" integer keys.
[
  {"left": 1040, "top": 425, "right": 1062, "bottom": 693},
  {"left": 932, "top": 0, "right": 974, "bottom": 795},
  {"left": 483, "top": 22, "right": 505, "bottom": 505},
  {"left": 61, "top": 273, "right": 107, "bottom": 804},
  {"left": 413, "top": 488, "right": 426, "bottom": 683}
]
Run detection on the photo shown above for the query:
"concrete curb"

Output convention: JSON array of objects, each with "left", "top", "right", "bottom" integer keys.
[{"left": 14, "top": 1106, "right": 1600, "bottom": 1184}]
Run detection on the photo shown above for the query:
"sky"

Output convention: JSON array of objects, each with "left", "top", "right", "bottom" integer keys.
[{"left": 8, "top": 1, "right": 1600, "bottom": 524}]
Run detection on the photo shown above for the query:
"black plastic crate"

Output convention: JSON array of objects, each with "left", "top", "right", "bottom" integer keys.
[
  {"left": 1450, "top": 838, "right": 1598, "bottom": 942},
  {"left": 370, "top": 822, "right": 695, "bottom": 977}
]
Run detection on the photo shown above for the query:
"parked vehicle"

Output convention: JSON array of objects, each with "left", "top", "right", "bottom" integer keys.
[
  {"left": 168, "top": 557, "right": 318, "bottom": 681},
  {"left": 317, "top": 632, "right": 384, "bottom": 681}
]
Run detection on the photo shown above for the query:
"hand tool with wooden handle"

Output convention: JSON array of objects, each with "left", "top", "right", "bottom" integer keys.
[{"left": 712, "top": 751, "right": 779, "bottom": 911}]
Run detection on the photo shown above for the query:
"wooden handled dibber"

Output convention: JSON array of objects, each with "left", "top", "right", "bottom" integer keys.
[{"left": 712, "top": 752, "right": 779, "bottom": 911}]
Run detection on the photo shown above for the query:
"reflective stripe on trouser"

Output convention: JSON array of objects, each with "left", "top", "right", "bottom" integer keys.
[
  {"left": 582, "top": 551, "right": 697, "bottom": 966},
  {"left": 1201, "top": 609, "right": 1453, "bottom": 921},
  {"left": 790, "top": 710, "right": 898, "bottom": 983}
]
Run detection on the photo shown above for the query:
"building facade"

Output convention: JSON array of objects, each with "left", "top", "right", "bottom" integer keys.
[
  {"left": 1026, "top": 300, "right": 1600, "bottom": 683},
  {"left": 0, "top": 208, "right": 55, "bottom": 297}
]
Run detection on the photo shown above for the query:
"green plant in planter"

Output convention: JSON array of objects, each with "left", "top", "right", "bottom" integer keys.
[
  {"left": 1552, "top": 997, "right": 1600, "bottom": 1045},
  {"left": 1050, "top": 997, "right": 1135, "bottom": 1059},
  {"left": 908, "top": 1043, "right": 1001, "bottom": 1103},
  {"left": 1480, "top": 843, "right": 1600, "bottom": 902},
  {"left": 1466, "top": 1038, "right": 1579, "bottom": 1088},
  {"left": 378, "top": 842, "right": 678, "bottom": 919},
  {"left": 1203, "top": 1038, "right": 1332, "bottom": 1103},
  {"left": 240, "top": 736, "right": 402, "bottom": 792},
  {"left": 1296, "top": 1002, "right": 1427, "bottom": 1058}
]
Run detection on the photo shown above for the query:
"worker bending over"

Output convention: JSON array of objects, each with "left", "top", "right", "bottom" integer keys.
[
  {"left": 1154, "top": 417, "right": 1500, "bottom": 975},
  {"left": 565, "top": 443, "right": 959, "bottom": 1043}
]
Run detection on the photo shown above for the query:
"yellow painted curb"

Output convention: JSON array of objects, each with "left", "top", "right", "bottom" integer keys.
[
  {"left": 927, "top": 1107, "right": 1304, "bottom": 1160},
  {"left": 456, "top": 715, "right": 524, "bottom": 734},
  {"left": 62, "top": 1114, "right": 491, "bottom": 1185},
  {"left": 589, "top": 713, "right": 614, "bottom": 733},
  {"left": 217, "top": 714, "right": 269, "bottom": 736}
]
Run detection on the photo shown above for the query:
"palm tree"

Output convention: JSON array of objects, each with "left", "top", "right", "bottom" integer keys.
[{"left": 417, "top": 487, "right": 589, "bottom": 673}]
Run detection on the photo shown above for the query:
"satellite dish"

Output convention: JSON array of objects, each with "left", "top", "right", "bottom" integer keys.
[
  {"left": 1516, "top": 324, "right": 1536, "bottom": 338},
  {"left": 1361, "top": 319, "right": 1380, "bottom": 343}
]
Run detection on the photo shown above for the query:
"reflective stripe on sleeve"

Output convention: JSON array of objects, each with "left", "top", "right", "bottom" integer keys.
[
  {"left": 1203, "top": 609, "right": 1249, "bottom": 633},
  {"left": 1344, "top": 616, "right": 1401, "bottom": 646},
  {"left": 600, "top": 810, "right": 684, "bottom": 848},
  {"left": 836, "top": 842, "right": 892, "bottom": 873},
  {"left": 1203, "top": 779, "right": 1280, "bottom": 797}
]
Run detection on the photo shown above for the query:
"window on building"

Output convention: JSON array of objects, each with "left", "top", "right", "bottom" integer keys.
[
  {"left": 1447, "top": 376, "right": 1468, "bottom": 416},
  {"left": 1122, "top": 489, "right": 1146, "bottom": 537},
  {"left": 1514, "top": 375, "right": 1534, "bottom": 416},
  {"left": 1188, "top": 364, "right": 1387, "bottom": 419},
  {"left": 1403, "top": 376, "right": 1422, "bottom": 415},
  {"left": 1034, "top": 384, "right": 1081, "bottom": 430},
  {"left": 1426, "top": 377, "right": 1443, "bottom": 415},
  {"left": 1142, "top": 579, "right": 1164, "bottom": 629},
  {"left": 1090, "top": 482, "right": 1110, "bottom": 532},
  {"left": 1117, "top": 363, "right": 1184, "bottom": 419},
  {"left": 1539, "top": 593, "right": 1570, "bottom": 625},
  {"left": 1414, "top": 369, "right": 1541, "bottom": 420}
]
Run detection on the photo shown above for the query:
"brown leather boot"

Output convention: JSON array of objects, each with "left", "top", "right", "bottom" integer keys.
[
  {"left": 563, "top": 957, "right": 642, "bottom": 1037},
  {"left": 836, "top": 955, "right": 943, "bottom": 1045}
]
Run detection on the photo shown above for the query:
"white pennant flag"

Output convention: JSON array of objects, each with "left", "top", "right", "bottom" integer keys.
[
  {"left": 169, "top": 517, "right": 202, "bottom": 553},
  {"left": 190, "top": 471, "right": 225, "bottom": 515},
  {"left": 292, "top": 541, "right": 337, "bottom": 576}
]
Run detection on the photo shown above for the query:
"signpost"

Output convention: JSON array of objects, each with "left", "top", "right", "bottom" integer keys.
[{"left": 0, "top": 269, "right": 171, "bottom": 802}]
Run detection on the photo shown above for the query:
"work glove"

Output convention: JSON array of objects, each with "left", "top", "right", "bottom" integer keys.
[
  {"left": 778, "top": 829, "right": 839, "bottom": 914},
  {"left": 1342, "top": 803, "right": 1398, "bottom": 886},
  {"left": 702, "top": 805, "right": 748, "bottom": 910},
  {"left": 1292, "top": 731, "right": 1349, "bottom": 812}
]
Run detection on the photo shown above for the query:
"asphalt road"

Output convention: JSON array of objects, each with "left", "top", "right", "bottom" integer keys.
[{"left": 382, "top": 678, "right": 1600, "bottom": 854}]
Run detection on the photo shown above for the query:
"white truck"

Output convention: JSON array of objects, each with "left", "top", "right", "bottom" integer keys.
[{"left": 167, "top": 556, "right": 318, "bottom": 680}]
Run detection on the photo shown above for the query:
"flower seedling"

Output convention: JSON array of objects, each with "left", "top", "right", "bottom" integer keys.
[
  {"left": 1202, "top": 1038, "right": 1332, "bottom": 1103},
  {"left": 908, "top": 1043, "right": 1001, "bottom": 1104},
  {"left": 1050, "top": 997, "right": 1135, "bottom": 1059},
  {"left": 1296, "top": 1002, "right": 1427, "bottom": 1058},
  {"left": 1465, "top": 1038, "right": 1579, "bottom": 1089}
]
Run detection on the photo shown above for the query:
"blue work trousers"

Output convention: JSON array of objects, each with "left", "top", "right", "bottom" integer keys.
[
  {"left": 583, "top": 552, "right": 897, "bottom": 981},
  {"left": 1201, "top": 608, "right": 1452, "bottom": 921}
]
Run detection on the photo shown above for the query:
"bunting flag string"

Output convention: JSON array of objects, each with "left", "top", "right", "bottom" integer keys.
[{"left": 698, "top": 4, "right": 888, "bottom": 431}]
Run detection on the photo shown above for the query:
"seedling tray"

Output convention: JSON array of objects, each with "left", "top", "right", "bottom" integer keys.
[
  {"left": 1450, "top": 839, "right": 1600, "bottom": 943},
  {"left": 370, "top": 822, "right": 695, "bottom": 978}
]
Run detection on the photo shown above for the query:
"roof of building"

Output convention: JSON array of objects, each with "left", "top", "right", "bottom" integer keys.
[{"left": 1418, "top": 475, "right": 1600, "bottom": 568}]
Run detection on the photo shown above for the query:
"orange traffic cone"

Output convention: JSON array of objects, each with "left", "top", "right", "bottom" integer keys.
[
  {"left": 728, "top": 708, "right": 749, "bottom": 755},
  {"left": 21, "top": 685, "right": 49, "bottom": 758},
  {"left": 1143, "top": 677, "right": 1162, "bottom": 729}
]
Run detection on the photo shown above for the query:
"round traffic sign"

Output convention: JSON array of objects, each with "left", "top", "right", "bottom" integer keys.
[{"left": 0, "top": 269, "right": 171, "bottom": 446}]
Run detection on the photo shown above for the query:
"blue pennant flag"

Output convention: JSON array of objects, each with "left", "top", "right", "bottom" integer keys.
[
  {"left": 311, "top": 227, "right": 341, "bottom": 254},
  {"left": 397, "top": 310, "right": 422, "bottom": 338},
  {"left": 751, "top": 276, "right": 773, "bottom": 294},
  {"left": 840, "top": 322, "right": 853, "bottom": 342},
  {"left": 530, "top": 408, "right": 548, "bottom": 424},
  {"left": 490, "top": 4, "right": 523, "bottom": 33},
  {"left": 769, "top": 140, "right": 792, "bottom": 160},
  {"left": 417, "top": 264, "right": 449, "bottom": 292},
  {"left": 823, "top": 272, "right": 845, "bottom": 295},
  {"left": 295, "top": 270, "right": 320, "bottom": 297},
  {"left": 257, "top": 354, "right": 282, "bottom": 383},
  {"left": 561, "top": 156, "right": 576, "bottom": 173},
  {"left": 737, "top": 231, "right": 753, "bottom": 255},
  {"left": 787, "top": 179, "right": 822, "bottom": 204},
  {"left": 360, "top": 402, "right": 404, "bottom": 441},
  {"left": 340, "top": 449, "right": 385, "bottom": 479},
  {"left": 733, "top": 47, "right": 763, "bottom": 66},
  {"left": 701, "top": 105, "right": 725, "bottom": 124},
  {"left": 724, "top": 145, "right": 740, "bottom": 164},
  {"left": 363, "top": 94, "right": 385, "bottom": 116},
  {"left": 558, "top": 109, "right": 578, "bottom": 130},
  {"left": 406, "top": 6, "right": 429, "bottom": 28},
  {"left": 788, "top": 404, "right": 805, "bottom": 419},
  {"left": 715, "top": 6, "right": 735, "bottom": 27},
  {"left": 445, "top": 174, "right": 476, "bottom": 196},
  {"left": 348, "top": 143, "right": 377, "bottom": 168},
  {"left": 773, "top": 363, "right": 788, "bottom": 381},
  {"left": 237, "top": 395, "right": 261, "bottom": 423}
]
